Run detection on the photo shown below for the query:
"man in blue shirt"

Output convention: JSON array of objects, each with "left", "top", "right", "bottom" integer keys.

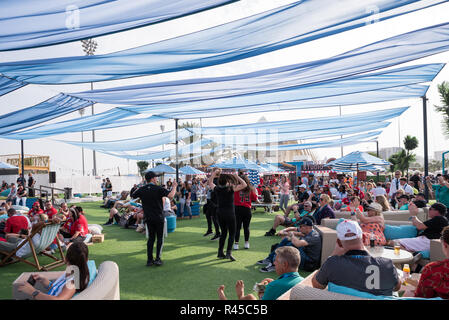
[{"left": 217, "top": 246, "right": 303, "bottom": 300}]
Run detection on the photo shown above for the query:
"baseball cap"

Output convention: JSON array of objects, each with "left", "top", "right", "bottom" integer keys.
[
  {"left": 299, "top": 184, "right": 307, "bottom": 189},
  {"left": 298, "top": 217, "right": 314, "bottom": 227},
  {"left": 367, "top": 202, "right": 383, "bottom": 213},
  {"left": 336, "top": 220, "right": 363, "bottom": 241},
  {"left": 145, "top": 171, "right": 162, "bottom": 181}
]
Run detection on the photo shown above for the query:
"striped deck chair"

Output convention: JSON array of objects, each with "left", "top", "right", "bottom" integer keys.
[{"left": 0, "top": 222, "right": 66, "bottom": 271}]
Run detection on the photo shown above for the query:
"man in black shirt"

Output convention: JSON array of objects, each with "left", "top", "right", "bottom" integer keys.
[
  {"left": 398, "top": 202, "right": 449, "bottom": 253},
  {"left": 27, "top": 173, "right": 35, "bottom": 197},
  {"left": 131, "top": 171, "right": 177, "bottom": 267}
]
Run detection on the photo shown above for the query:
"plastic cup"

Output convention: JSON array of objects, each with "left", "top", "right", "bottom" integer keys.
[{"left": 394, "top": 245, "right": 401, "bottom": 255}]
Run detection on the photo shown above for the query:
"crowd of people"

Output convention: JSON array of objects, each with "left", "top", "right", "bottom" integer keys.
[{"left": 3, "top": 167, "right": 449, "bottom": 300}]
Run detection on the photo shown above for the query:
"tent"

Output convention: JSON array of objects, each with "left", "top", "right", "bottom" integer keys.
[
  {"left": 210, "top": 157, "right": 267, "bottom": 172},
  {"left": 0, "top": 161, "right": 19, "bottom": 175},
  {"left": 145, "top": 164, "right": 176, "bottom": 174},
  {"left": 179, "top": 165, "right": 205, "bottom": 175}
]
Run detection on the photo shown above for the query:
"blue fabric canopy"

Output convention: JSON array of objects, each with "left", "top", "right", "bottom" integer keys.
[
  {"left": 238, "top": 131, "right": 381, "bottom": 151},
  {"left": 59, "top": 128, "right": 194, "bottom": 151},
  {"left": 0, "top": 76, "right": 27, "bottom": 96},
  {"left": 69, "top": 63, "right": 443, "bottom": 106},
  {"left": 103, "top": 138, "right": 216, "bottom": 161},
  {"left": 207, "top": 121, "right": 392, "bottom": 145},
  {"left": 190, "top": 107, "right": 408, "bottom": 134},
  {"left": 0, "top": 0, "right": 236, "bottom": 51},
  {"left": 0, "top": 0, "right": 447, "bottom": 84},
  {"left": 0, "top": 94, "right": 92, "bottom": 135}
]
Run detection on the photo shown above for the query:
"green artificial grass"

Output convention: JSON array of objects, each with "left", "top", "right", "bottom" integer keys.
[{"left": 0, "top": 201, "right": 311, "bottom": 300}]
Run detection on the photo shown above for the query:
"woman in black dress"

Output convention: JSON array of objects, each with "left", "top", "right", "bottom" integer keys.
[{"left": 208, "top": 168, "right": 247, "bottom": 261}]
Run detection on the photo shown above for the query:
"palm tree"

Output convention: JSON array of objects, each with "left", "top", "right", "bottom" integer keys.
[
  {"left": 403, "top": 135, "right": 418, "bottom": 177},
  {"left": 434, "top": 81, "right": 449, "bottom": 138},
  {"left": 388, "top": 149, "right": 415, "bottom": 176},
  {"left": 136, "top": 161, "right": 149, "bottom": 177}
]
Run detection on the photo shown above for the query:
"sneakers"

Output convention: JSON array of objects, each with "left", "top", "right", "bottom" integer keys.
[
  {"left": 256, "top": 258, "right": 271, "bottom": 265},
  {"left": 233, "top": 243, "right": 239, "bottom": 250},
  {"left": 217, "top": 252, "right": 226, "bottom": 259},
  {"left": 203, "top": 231, "right": 213, "bottom": 237},
  {"left": 210, "top": 234, "right": 220, "bottom": 241},
  {"left": 225, "top": 252, "right": 236, "bottom": 261},
  {"left": 260, "top": 263, "right": 276, "bottom": 273},
  {"left": 154, "top": 258, "right": 163, "bottom": 266},
  {"left": 244, "top": 242, "right": 250, "bottom": 249},
  {"left": 264, "top": 229, "right": 275, "bottom": 237},
  {"left": 136, "top": 225, "right": 144, "bottom": 233},
  {"left": 103, "top": 220, "right": 113, "bottom": 226},
  {"left": 146, "top": 260, "right": 154, "bottom": 267}
]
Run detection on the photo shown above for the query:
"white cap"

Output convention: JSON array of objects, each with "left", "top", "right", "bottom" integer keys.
[
  {"left": 336, "top": 220, "right": 363, "bottom": 241},
  {"left": 367, "top": 202, "right": 383, "bottom": 213},
  {"left": 299, "top": 184, "right": 307, "bottom": 189}
]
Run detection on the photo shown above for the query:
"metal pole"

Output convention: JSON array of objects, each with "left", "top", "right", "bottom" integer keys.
[
  {"left": 376, "top": 140, "right": 380, "bottom": 182},
  {"left": 81, "top": 131, "right": 85, "bottom": 176},
  {"left": 91, "top": 82, "right": 97, "bottom": 176},
  {"left": 20, "top": 140, "right": 25, "bottom": 176},
  {"left": 339, "top": 106, "right": 343, "bottom": 157},
  {"left": 423, "top": 95, "right": 429, "bottom": 200},
  {"left": 175, "top": 119, "right": 179, "bottom": 183}
]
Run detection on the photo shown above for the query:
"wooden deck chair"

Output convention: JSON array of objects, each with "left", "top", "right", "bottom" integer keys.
[{"left": 0, "top": 222, "right": 66, "bottom": 271}]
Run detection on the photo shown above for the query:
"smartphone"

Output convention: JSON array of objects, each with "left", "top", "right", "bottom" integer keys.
[{"left": 27, "top": 275, "right": 36, "bottom": 286}]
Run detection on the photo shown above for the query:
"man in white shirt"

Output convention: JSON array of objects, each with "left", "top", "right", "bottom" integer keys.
[
  {"left": 399, "top": 177, "right": 414, "bottom": 196},
  {"left": 372, "top": 182, "right": 387, "bottom": 197},
  {"left": 388, "top": 170, "right": 402, "bottom": 199}
]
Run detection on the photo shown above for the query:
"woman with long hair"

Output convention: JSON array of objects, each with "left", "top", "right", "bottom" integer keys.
[
  {"left": 208, "top": 168, "right": 247, "bottom": 261},
  {"left": 375, "top": 195, "right": 391, "bottom": 211},
  {"left": 17, "top": 241, "right": 90, "bottom": 299},
  {"left": 59, "top": 207, "right": 89, "bottom": 243},
  {"left": 233, "top": 174, "right": 258, "bottom": 250}
]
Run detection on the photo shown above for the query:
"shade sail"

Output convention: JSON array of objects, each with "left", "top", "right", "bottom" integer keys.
[
  {"left": 51, "top": 107, "right": 403, "bottom": 152},
  {"left": 190, "top": 107, "right": 408, "bottom": 134},
  {"left": 0, "top": 0, "right": 237, "bottom": 51},
  {"left": 102, "top": 138, "right": 216, "bottom": 161},
  {"left": 59, "top": 128, "right": 194, "bottom": 151},
  {"left": 69, "top": 63, "right": 443, "bottom": 106},
  {"left": 206, "top": 121, "right": 392, "bottom": 145},
  {"left": 237, "top": 131, "right": 382, "bottom": 151},
  {"left": 0, "top": 94, "right": 92, "bottom": 135},
  {"left": 0, "top": 76, "right": 27, "bottom": 96},
  {"left": 326, "top": 151, "right": 391, "bottom": 171},
  {"left": 0, "top": 0, "right": 447, "bottom": 84}
]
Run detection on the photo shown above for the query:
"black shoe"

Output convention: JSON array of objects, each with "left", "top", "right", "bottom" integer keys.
[
  {"left": 264, "top": 230, "right": 275, "bottom": 237},
  {"left": 203, "top": 231, "right": 213, "bottom": 237},
  {"left": 211, "top": 234, "right": 220, "bottom": 241},
  {"left": 225, "top": 252, "right": 236, "bottom": 261},
  {"left": 154, "top": 258, "right": 163, "bottom": 266},
  {"left": 217, "top": 252, "right": 226, "bottom": 259},
  {"left": 103, "top": 220, "right": 113, "bottom": 226},
  {"left": 146, "top": 260, "right": 154, "bottom": 267}
]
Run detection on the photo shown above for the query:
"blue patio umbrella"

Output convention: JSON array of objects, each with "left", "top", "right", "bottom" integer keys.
[
  {"left": 211, "top": 157, "right": 267, "bottom": 172},
  {"left": 179, "top": 165, "right": 205, "bottom": 175},
  {"left": 259, "top": 163, "right": 287, "bottom": 174},
  {"left": 145, "top": 163, "right": 176, "bottom": 174},
  {"left": 326, "top": 151, "right": 390, "bottom": 185}
]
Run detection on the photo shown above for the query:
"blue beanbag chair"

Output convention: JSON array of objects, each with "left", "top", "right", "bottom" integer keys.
[
  {"left": 384, "top": 225, "right": 418, "bottom": 240},
  {"left": 87, "top": 260, "right": 98, "bottom": 286},
  {"left": 328, "top": 283, "right": 443, "bottom": 300}
]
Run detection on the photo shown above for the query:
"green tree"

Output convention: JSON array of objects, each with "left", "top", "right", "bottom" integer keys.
[
  {"left": 429, "top": 160, "right": 442, "bottom": 172},
  {"left": 136, "top": 161, "right": 149, "bottom": 177},
  {"left": 403, "top": 135, "right": 419, "bottom": 177},
  {"left": 434, "top": 81, "right": 449, "bottom": 138},
  {"left": 388, "top": 149, "right": 415, "bottom": 176}
]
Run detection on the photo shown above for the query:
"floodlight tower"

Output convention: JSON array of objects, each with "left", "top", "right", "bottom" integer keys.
[{"left": 81, "top": 38, "right": 98, "bottom": 176}]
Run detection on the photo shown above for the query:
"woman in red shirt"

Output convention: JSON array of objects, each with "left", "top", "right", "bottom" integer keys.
[
  {"left": 59, "top": 208, "right": 89, "bottom": 243},
  {"left": 233, "top": 175, "right": 258, "bottom": 250}
]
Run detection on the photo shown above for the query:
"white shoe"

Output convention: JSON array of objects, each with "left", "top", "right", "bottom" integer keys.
[
  {"left": 233, "top": 243, "right": 239, "bottom": 250},
  {"left": 244, "top": 242, "right": 250, "bottom": 249}
]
